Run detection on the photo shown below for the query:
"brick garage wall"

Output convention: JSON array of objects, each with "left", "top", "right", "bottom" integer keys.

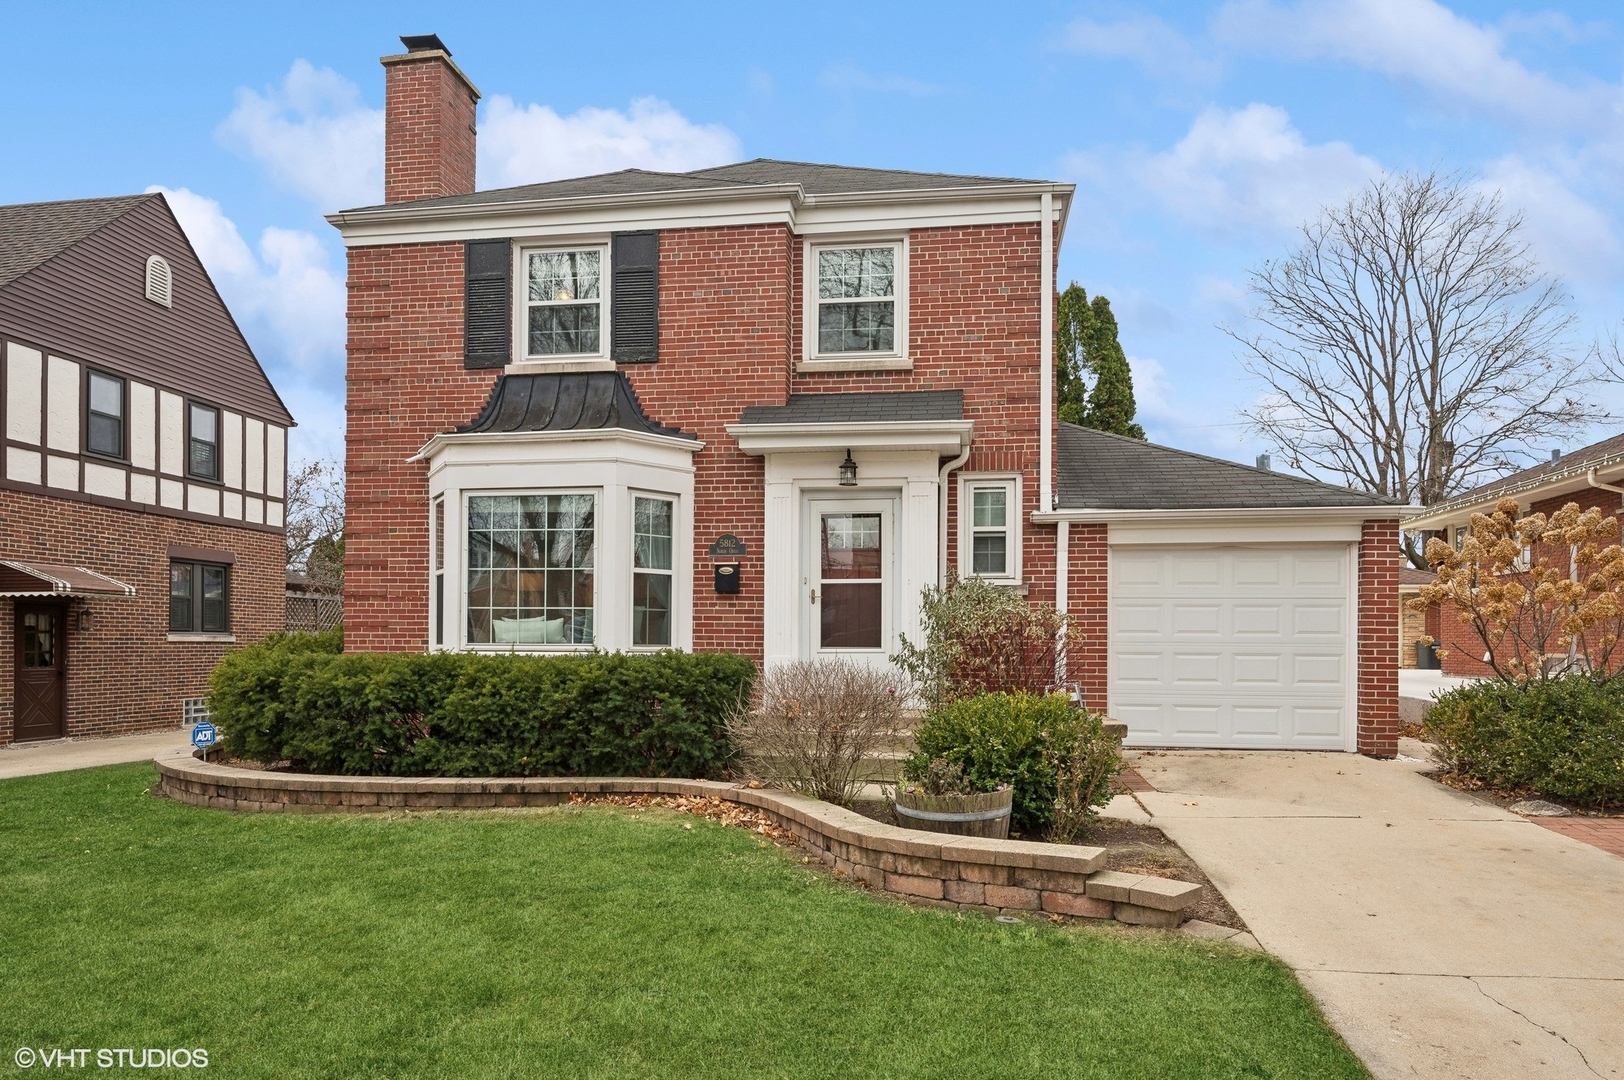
[
  {"left": 1064, "top": 524, "right": 1108, "bottom": 711},
  {"left": 0, "top": 487, "right": 282, "bottom": 745},
  {"left": 1358, "top": 519, "right": 1401, "bottom": 756}
]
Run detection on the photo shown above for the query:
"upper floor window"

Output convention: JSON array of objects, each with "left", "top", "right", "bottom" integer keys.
[
  {"left": 815, "top": 243, "right": 901, "bottom": 355},
  {"left": 188, "top": 402, "right": 219, "bottom": 480},
  {"left": 525, "top": 247, "right": 604, "bottom": 358},
  {"left": 86, "top": 371, "right": 126, "bottom": 459}
]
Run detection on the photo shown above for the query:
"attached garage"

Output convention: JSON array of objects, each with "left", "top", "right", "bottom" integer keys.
[
  {"left": 1044, "top": 423, "right": 1406, "bottom": 755},
  {"left": 1108, "top": 544, "right": 1353, "bottom": 750}
]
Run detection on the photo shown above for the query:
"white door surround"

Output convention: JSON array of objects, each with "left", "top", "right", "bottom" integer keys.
[{"left": 1108, "top": 541, "right": 1358, "bottom": 751}]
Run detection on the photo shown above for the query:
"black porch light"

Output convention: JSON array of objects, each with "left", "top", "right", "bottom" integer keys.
[{"left": 838, "top": 449, "right": 858, "bottom": 486}]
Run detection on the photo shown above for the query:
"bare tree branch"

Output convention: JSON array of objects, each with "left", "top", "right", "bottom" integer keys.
[
  {"left": 1227, "top": 171, "right": 1606, "bottom": 568},
  {"left": 285, "top": 458, "right": 345, "bottom": 594}
]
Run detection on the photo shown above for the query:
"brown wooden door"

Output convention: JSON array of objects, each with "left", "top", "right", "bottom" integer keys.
[{"left": 14, "top": 604, "right": 65, "bottom": 741}]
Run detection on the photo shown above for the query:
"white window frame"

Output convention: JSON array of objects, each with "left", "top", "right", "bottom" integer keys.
[
  {"left": 514, "top": 241, "right": 612, "bottom": 364},
  {"left": 463, "top": 488, "right": 601, "bottom": 651},
  {"left": 801, "top": 236, "right": 910, "bottom": 371},
  {"left": 629, "top": 490, "right": 679, "bottom": 651},
  {"left": 957, "top": 474, "right": 1022, "bottom": 585}
]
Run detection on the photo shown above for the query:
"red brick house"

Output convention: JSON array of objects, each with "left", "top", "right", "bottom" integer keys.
[
  {"left": 0, "top": 193, "right": 293, "bottom": 745},
  {"left": 1403, "top": 436, "right": 1624, "bottom": 678},
  {"left": 328, "top": 36, "right": 1404, "bottom": 755}
]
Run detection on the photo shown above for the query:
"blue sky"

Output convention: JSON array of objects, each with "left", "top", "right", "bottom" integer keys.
[{"left": 3, "top": 0, "right": 1623, "bottom": 470}]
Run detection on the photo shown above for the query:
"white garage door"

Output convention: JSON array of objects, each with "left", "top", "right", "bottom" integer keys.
[{"left": 1109, "top": 545, "right": 1354, "bottom": 750}]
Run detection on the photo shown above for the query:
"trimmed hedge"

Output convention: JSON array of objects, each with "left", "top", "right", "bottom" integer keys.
[
  {"left": 209, "top": 632, "right": 756, "bottom": 779},
  {"left": 907, "top": 691, "right": 1113, "bottom": 834},
  {"left": 1425, "top": 677, "right": 1624, "bottom": 808}
]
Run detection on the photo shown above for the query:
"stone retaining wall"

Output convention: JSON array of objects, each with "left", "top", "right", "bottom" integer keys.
[{"left": 154, "top": 749, "right": 1201, "bottom": 927}]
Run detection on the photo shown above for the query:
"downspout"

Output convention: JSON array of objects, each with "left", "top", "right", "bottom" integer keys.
[
  {"left": 1586, "top": 468, "right": 1624, "bottom": 506},
  {"left": 1040, "top": 192, "right": 1055, "bottom": 513},
  {"left": 937, "top": 443, "right": 973, "bottom": 585},
  {"left": 1055, "top": 520, "right": 1069, "bottom": 688}
]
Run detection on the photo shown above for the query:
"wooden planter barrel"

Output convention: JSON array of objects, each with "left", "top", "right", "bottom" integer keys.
[{"left": 893, "top": 787, "right": 1013, "bottom": 839}]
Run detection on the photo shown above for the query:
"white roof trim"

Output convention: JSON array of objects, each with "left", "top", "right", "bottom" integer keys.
[
  {"left": 1403, "top": 457, "right": 1624, "bottom": 530},
  {"left": 1032, "top": 505, "right": 1412, "bottom": 526},
  {"left": 726, "top": 419, "right": 973, "bottom": 457},
  {"left": 412, "top": 426, "right": 703, "bottom": 463}
]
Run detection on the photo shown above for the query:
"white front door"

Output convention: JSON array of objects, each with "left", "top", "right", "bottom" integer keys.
[
  {"left": 1108, "top": 544, "right": 1356, "bottom": 750},
  {"left": 804, "top": 496, "right": 896, "bottom": 663}
]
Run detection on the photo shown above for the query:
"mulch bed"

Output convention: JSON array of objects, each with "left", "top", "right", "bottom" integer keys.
[{"left": 849, "top": 796, "right": 1247, "bottom": 931}]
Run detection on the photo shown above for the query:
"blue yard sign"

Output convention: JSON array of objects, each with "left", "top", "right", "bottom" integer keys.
[{"left": 191, "top": 721, "right": 218, "bottom": 749}]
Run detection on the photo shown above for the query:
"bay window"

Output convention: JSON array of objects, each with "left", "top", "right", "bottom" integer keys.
[
  {"left": 466, "top": 494, "right": 596, "bottom": 645},
  {"left": 632, "top": 496, "right": 674, "bottom": 647}
]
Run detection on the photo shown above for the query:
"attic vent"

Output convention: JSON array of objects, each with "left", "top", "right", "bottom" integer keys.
[{"left": 145, "top": 255, "right": 173, "bottom": 308}]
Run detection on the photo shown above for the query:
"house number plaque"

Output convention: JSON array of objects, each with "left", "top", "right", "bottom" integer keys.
[{"left": 709, "top": 534, "right": 746, "bottom": 594}]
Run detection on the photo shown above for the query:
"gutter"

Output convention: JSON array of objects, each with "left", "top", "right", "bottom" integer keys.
[
  {"left": 1587, "top": 468, "right": 1624, "bottom": 505},
  {"left": 1031, "top": 505, "right": 1414, "bottom": 525},
  {"left": 1403, "top": 456, "right": 1624, "bottom": 530}
]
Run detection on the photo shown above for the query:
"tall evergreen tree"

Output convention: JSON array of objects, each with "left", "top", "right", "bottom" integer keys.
[{"left": 1053, "top": 282, "right": 1145, "bottom": 439}]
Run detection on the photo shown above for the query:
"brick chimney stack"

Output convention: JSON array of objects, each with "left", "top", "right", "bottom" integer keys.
[{"left": 381, "top": 34, "right": 480, "bottom": 204}]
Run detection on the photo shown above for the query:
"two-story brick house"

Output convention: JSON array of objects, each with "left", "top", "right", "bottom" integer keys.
[
  {"left": 329, "top": 36, "right": 1404, "bottom": 755},
  {"left": 0, "top": 193, "right": 293, "bottom": 745}
]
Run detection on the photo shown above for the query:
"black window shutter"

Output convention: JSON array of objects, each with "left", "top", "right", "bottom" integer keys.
[
  {"left": 611, "top": 231, "right": 659, "bottom": 363},
  {"left": 464, "top": 239, "right": 511, "bottom": 370}
]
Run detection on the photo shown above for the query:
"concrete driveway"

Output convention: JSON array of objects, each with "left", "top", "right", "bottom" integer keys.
[{"left": 1125, "top": 748, "right": 1624, "bottom": 1080}]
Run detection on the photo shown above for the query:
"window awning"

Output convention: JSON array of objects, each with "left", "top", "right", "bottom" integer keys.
[{"left": 0, "top": 561, "right": 136, "bottom": 598}]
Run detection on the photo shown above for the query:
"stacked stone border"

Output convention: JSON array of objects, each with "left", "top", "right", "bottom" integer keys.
[{"left": 154, "top": 749, "right": 1201, "bottom": 927}]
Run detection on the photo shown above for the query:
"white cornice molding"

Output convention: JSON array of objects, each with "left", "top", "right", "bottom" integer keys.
[
  {"left": 726, "top": 419, "right": 973, "bottom": 457},
  {"left": 1031, "top": 505, "right": 1412, "bottom": 526},
  {"left": 327, "top": 182, "right": 1075, "bottom": 248},
  {"left": 412, "top": 427, "right": 703, "bottom": 464}
]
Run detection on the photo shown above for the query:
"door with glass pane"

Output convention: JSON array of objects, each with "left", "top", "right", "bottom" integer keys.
[
  {"left": 14, "top": 605, "right": 66, "bottom": 741},
  {"left": 805, "top": 498, "right": 894, "bottom": 659}
]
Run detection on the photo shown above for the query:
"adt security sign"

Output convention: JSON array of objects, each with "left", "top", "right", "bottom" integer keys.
[{"left": 191, "top": 721, "right": 218, "bottom": 750}]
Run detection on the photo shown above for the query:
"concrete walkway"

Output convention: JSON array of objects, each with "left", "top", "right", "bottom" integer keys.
[
  {"left": 1123, "top": 748, "right": 1624, "bottom": 1080},
  {"left": 0, "top": 728, "right": 189, "bottom": 780}
]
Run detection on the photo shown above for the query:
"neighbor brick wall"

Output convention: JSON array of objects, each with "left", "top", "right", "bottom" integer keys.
[
  {"left": 0, "top": 487, "right": 282, "bottom": 745},
  {"left": 382, "top": 51, "right": 477, "bottom": 205},
  {"left": 1358, "top": 518, "right": 1401, "bottom": 756}
]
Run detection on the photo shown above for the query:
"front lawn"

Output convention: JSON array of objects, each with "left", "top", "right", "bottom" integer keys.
[{"left": 0, "top": 764, "right": 1365, "bottom": 1079}]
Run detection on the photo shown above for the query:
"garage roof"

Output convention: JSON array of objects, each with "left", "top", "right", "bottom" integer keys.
[{"left": 1057, "top": 423, "right": 1401, "bottom": 510}]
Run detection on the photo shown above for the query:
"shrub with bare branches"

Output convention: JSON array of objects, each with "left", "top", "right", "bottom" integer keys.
[
  {"left": 726, "top": 658, "right": 901, "bottom": 807},
  {"left": 894, "top": 574, "right": 1071, "bottom": 708},
  {"left": 1414, "top": 498, "right": 1624, "bottom": 682}
]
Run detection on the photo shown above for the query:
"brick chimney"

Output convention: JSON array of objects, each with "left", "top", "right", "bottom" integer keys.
[{"left": 381, "top": 34, "right": 480, "bottom": 204}]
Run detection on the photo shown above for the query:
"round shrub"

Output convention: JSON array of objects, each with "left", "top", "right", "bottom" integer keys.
[
  {"left": 906, "top": 691, "right": 1118, "bottom": 834},
  {"left": 1425, "top": 677, "right": 1624, "bottom": 808}
]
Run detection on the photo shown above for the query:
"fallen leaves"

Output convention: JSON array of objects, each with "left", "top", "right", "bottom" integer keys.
[{"left": 568, "top": 793, "right": 797, "bottom": 847}]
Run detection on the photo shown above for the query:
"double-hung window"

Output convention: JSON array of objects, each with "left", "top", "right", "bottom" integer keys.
[
  {"left": 813, "top": 242, "right": 904, "bottom": 357},
  {"left": 960, "top": 477, "right": 1021, "bottom": 584},
  {"left": 170, "top": 561, "right": 229, "bottom": 633},
  {"left": 86, "top": 371, "right": 126, "bottom": 458},
  {"left": 466, "top": 493, "right": 596, "bottom": 645},
  {"left": 188, "top": 402, "right": 220, "bottom": 480},
  {"left": 632, "top": 496, "right": 674, "bottom": 648},
  {"left": 524, "top": 248, "right": 604, "bottom": 358}
]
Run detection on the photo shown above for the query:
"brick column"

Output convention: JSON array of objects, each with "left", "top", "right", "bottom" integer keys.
[
  {"left": 1358, "top": 519, "right": 1401, "bottom": 756},
  {"left": 1065, "top": 523, "right": 1108, "bottom": 712}
]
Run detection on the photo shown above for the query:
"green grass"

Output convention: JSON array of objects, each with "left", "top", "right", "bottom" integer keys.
[{"left": 0, "top": 764, "right": 1365, "bottom": 1079}]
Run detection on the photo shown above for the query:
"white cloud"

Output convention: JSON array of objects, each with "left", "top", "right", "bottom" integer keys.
[
  {"left": 1212, "top": 0, "right": 1610, "bottom": 129},
  {"left": 817, "top": 63, "right": 943, "bottom": 98},
  {"left": 217, "top": 60, "right": 384, "bottom": 211},
  {"left": 479, "top": 96, "right": 740, "bottom": 188},
  {"left": 1069, "top": 103, "right": 1380, "bottom": 233},
  {"left": 1476, "top": 156, "right": 1619, "bottom": 282},
  {"left": 150, "top": 186, "right": 345, "bottom": 373},
  {"left": 1060, "top": 14, "right": 1220, "bottom": 82}
]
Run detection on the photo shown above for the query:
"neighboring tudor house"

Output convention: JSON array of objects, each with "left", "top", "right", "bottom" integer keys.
[
  {"left": 1403, "top": 436, "right": 1624, "bottom": 677},
  {"left": 0, "top": 193, "right": 293, "bottom": 745},
  {"left": 327, "top": 36, "right": 1405, "bottom": 755}
]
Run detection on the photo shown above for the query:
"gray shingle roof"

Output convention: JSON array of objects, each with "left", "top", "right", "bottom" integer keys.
[
  {"left": 457, "top": 371, "right": 692, "bottom": 439},
  {"left": 738, "top": 390, "right": 964, "bottom": 425},
  {"left": 0, "top": 194, "right": 152, "bottom": 289},
  {"left": 343, "top": 159, "right": 1054, "bottom": 213},
  {"left": 1421, "top": 431, "right": 1624, "bottom": 514},
  {"left": 1057, "top": 423, "right": 1400, "bottom": 510}
]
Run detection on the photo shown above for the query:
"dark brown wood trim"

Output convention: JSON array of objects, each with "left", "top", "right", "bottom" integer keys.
[
  {"left": 0, "top": 474, "right": 285, "bottom": 534},
  {"left": 167, "top": 543, "right": 237, "bottom": 565}
]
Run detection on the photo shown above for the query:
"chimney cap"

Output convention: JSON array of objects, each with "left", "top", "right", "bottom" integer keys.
[{"left": 400, "top": 33, "right": 450, "bottom": 55}]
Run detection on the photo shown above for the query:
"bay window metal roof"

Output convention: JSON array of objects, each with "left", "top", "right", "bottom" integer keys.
[{"left": 457, "top": 371, "right": 692, "bottom": 440}]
